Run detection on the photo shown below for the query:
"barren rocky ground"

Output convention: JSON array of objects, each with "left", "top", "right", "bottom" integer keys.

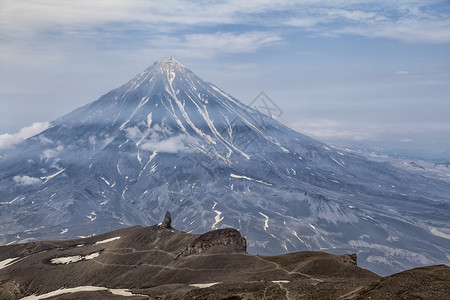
[{"left": 0, "top": 213, "right": 448, "bottom": 299}]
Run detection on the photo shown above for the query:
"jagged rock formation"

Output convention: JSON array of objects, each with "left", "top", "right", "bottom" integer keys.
[
  {"left": 162, "top": 211, "right": 172, "bottom": 229},
  {"left": 0, "top": 217, "right": 448, "bottom": 299},
  {"left": 177, "top": 228, "right": 246, "bottom": 257},
  {"left": 346, "top": 253, "right": 358, "bottom": 265}
]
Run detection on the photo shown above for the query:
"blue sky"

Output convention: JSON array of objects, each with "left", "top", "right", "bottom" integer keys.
[{"left": 1, "top": 0, "right": 449, "bottom": 159}]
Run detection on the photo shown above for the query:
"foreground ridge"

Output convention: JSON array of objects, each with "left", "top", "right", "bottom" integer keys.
[{"left": 0, "top": 213, "right": 448, "bottom": 299}]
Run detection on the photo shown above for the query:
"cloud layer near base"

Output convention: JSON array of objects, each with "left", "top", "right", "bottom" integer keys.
[
  {"left": 125, "top": 124, "right": 197, "bottom": 154},
  {"left": 13, "top": 175, "right": 42, "bottom": 186},
  {"left": 0, "top": 122, "right": 51, "bottom": 150}
]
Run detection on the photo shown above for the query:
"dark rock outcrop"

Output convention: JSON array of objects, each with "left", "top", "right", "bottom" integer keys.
[
  {"left": 162, "top": 211, "right": 172, "bottom": 229},
  {"left": 348, "top": 253, "right": 357, "bottom": 265},
  {"left": 177, "top": 228, "right": 246, "bottom": 257}
]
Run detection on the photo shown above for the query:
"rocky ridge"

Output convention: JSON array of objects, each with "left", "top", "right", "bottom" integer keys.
[
  {"left": 177, "top": 228, "right": 247, "bottom": 257},
  {"left": 0, "top": 213, "right": 448, "bottom": 299}
]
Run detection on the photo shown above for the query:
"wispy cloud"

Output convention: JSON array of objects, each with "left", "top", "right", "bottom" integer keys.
[
  {"left": 1, "top": 0, "right": 449, "bottom": 45},
  {"left": 40, "top": 145, "right": 64, "bottom": 162},
  {"left": 142, "top": 31, "right": 282, "bottom": 57},
  {"left": 13, "top": 175, "right": 42, "bottom": 186},
  {"left": 0, "top": 122, "right": 51, "bottom": 150},
  {"left": 334, "top": 18, "right": 450, "bottom": 43},
  {"left": 283, "top": 3, "right": 450, "bottom": 43},
  {"left": 141, "top": 134, "right": 196, "bottom": 153},
  {"left": 327, "top": 9, "right": 378, "bottom": 22},
  {"left": 125, "top": 124, "right": 197, "bottom": 154},
  {"left": 185, "top": 32, "right": 282, "bottom": 53},
  {"left": 300, "top": 128, "right": 379, "bottom": 142},
  {"left": 291, "top": 119, "right": 381, "bottom": 141}
]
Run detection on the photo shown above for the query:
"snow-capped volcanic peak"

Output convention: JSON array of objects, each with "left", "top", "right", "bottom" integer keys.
[
  {"left": 155, "top": 57, "right": 188, "bottom": 74},
  {"left": 0, "top": 58, "right": 449, "bottom": 277},
  {"left": 81, "top": 57, "right": 272, "bottom": 163},
  {"left": 124, "top": 57, "right": 191, "bottom": 92}
]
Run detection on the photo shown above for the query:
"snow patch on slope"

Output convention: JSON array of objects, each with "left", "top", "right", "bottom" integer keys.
[
  {"left": 211, "top": 202, "right": 224, "bottom": 230},
  {"left": 41, "top": 168, "right": 65, "bottom": 183},
  {"left": 230, "top": 173, "right": 272, "bottom": 186},
  {"left": 259, "top": 212, "right": 269, "bottom": 231},
  {"left": 94, "top": 236, "right": 121, "bottom": 245},
  {"left": 21, "top": 286, "right": 146, "bottom": 299},
  {"left": 50, "top": 252, "right": 100, "bottom": 264},
  {"left": 0, "top": 257, "right": 21, "bottom": 270},
  {"left": 190, "top": 282, "right": 222, "bottom": 288}
]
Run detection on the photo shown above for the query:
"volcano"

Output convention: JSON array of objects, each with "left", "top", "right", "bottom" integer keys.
[{"left": 0, "top": 58, "right": 449, "bottom": 275}]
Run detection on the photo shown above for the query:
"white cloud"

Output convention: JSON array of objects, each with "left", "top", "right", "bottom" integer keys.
[
  {"left": 284, "top": 17, "right": 323, "bottom": 28},
  {"left": 17, "top": 122, "right": 51, "bottom": 138},
  {"left": 290, "top": 119, "right": 381, "bottom": 141},
  {"left": 0, "top": 0, "right": 294, "bottom": 35},
  {"left": 141, "top": 134, "right": 196, "bottom": 153},
  {"left": 301, "top": 128, "right": 378, "bottom": 141},
  {"left": 125, "top": 124, "right": 197, "bottom": 153},
  {"left": 327, "top": 9, "right": 378, "bottom": 22},
  {"left": 185, "top": 32, "right": 282, "bottom": 53},
  {"left": 283, "top": 4, "right": 450, "bottom": 44},
  {"left": 335, "top": 18, "right": 450, "bottom": 43},
  {"left": 144, "top": 31, "right": 282, "bottom": 55},
  {"left": 13, "top": 175, "right": 42, "bottom": 186},
  {"left": 39, "top": 135, "right": 54, "bottom": 144},
  {"left": 1, "top": 0, "right": 448, "bottom": 45},
  {"left": 401, "top": 138, "right": 413, "bottom": 143},
  {"left": 41, "top": 145, "right": 64, "bottom": 161},
  {"left": 395, "top": 70, "right": 409, "bottom": 75},
  {"left": 0, "top": 122, "right": 51, "bottom": 150},
  {"left": 124, "top": 126, "right": 144, "bottom": 141}
]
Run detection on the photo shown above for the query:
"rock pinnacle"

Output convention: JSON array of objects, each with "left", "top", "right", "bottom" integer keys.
[{"left": 162, "top": 211, "right": 172, "bottom": 229}]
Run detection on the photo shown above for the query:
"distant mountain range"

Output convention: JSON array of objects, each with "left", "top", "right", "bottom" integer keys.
[
  {"left": 1, "top": 212, "right": 449, "bottom": 299},
  {"left": 0, "top": 58, "right": 449, "bottom": 276}
]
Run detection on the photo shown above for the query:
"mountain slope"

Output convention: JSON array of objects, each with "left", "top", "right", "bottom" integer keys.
[{"left": 0, "top": 58, "right": 449, "bottom": 276}]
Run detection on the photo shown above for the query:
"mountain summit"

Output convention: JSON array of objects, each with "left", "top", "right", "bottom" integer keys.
[
  {"left": 154, "top": 56, "right": 189, "bottom": 73},
  {"left": 0, "top": 58, "right": 449, "bottom": 275}
]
